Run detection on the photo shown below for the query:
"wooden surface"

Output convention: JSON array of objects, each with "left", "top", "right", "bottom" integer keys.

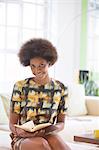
[{"left": 74, "top": 134, "right": 99, "bottom": 145}]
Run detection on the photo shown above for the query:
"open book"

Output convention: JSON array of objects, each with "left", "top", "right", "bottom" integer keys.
[{"left": 14, "top": 121, "right": 52, "bottom": 132}]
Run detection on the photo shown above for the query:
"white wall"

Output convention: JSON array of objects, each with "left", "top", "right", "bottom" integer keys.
[
  {"left": 49, "top": 0, "right": 82, "bottom": 85},
  {"left": 0, "top": 0, "right": 82, "bottom": 93}
]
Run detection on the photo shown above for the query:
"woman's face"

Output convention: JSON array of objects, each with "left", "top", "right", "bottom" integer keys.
[{"left": 30, "top": 57, "right": 50, "bottom": 80}]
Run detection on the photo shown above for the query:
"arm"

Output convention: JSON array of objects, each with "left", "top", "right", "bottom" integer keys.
[
  {"left": 10, "top": 82, "right": 46, "bottom": 138},
  {"left": 9, "top": 109, "right": 28, "bottom": 137},
  {"left": 55, "top": 113, "right": 66, "bottom": 132},
  {"left": 9, "top": 82, "right": 33, "bottom": 138},
  {"left": 45, "top": 83, "right": 68, "bottom": 134},
  {"left": 9, "top": 109, "right": 20, "bottom": 134},
  {"left": 45, "top": 113, "right": 66, "bottom": 134},
  {"left": 9, "top": 109, "right": 46, "bottom": 138}
]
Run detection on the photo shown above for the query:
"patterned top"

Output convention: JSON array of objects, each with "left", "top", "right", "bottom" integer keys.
[{"left": 10, "top": 78, "right": 68, "bottom": 125}]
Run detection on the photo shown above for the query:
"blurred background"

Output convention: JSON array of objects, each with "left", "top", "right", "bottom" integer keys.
[{"left": 0, "top": 0, "right": 99, "bottom": 95}]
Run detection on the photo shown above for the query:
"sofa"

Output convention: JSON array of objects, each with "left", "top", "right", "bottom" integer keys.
[{"left": 0, "top": 84, "right": 99, "bottom": 150}]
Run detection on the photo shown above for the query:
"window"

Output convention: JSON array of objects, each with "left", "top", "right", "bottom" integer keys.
[
  {"left": 87, "top": 0, "right": 99, "bottom": 74},
  {"left": 81, "top": 0, "right": 99, "bottom": 96},
  {"left": 0, "top": 0, "right": 50, "bottom": 93}
]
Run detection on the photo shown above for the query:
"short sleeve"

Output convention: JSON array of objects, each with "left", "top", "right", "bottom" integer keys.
[
  {"left": 58, "top": 85, "right": 68, "bottom": 114},
  {"left": 10, "top": 81, "right": 24, "bottom": 114}
]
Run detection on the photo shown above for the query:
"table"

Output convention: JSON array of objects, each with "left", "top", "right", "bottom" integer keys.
[{"left": 74, "top": 134, "right": 99, "bottom": 145}]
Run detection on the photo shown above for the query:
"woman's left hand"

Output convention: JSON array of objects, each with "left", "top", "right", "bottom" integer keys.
[
  {"left": 45, "top": 122, "right": 64, "bottom": 134},
  {"left": 45, "top": 124, "right": 58, "bottom": 134}
]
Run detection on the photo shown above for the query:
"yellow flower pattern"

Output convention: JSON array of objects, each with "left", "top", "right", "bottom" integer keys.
[{"left": 11, "top": 78, "right": 68, "bottom": 125}]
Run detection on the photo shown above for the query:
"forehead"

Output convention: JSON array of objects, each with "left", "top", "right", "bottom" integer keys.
[{"left": 30, "top": 57, "right": 47, "bottom": 64}]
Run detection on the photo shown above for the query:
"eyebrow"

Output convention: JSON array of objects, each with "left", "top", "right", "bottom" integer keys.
[{"left": 30, "top": 63, "right": 46, "bottom": 65}]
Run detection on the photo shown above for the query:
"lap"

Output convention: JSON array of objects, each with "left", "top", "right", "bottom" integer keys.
[
  {"left": 44, "top": 133, "right": 71, "bottom": 150},
  {"left": 45, "top": 133, "right": 63, "bottom": 143},
  {"left": 13, "top": 136, "right": 51, "bottom": 150},
  {"left": 11, "top": 133, "right": 71, "bottom": 150}
]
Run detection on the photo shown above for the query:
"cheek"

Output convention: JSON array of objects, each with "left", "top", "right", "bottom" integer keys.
[
  {"left": 44, "top": 67, "right": 49, "bottom": 73},
  {"left": 41, "top": 69, "right": 48, "bottom": 75},
  {"left": 39, "top": 68, "right": 48, "bottom": 76},
  {"left": 31, "top": 69, "right": 47, "bottom": 75},
  {"left": 30, "top": 68, "right": 35, "bottom": 75}
]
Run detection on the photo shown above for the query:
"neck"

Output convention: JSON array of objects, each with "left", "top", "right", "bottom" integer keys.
[{"left": 33, "top": 75, "right": 51, "bottom": 85}]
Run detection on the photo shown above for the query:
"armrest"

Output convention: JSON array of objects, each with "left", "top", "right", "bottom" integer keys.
[{"left": 85, "top": 96, "right": 99, "bottom": 115}]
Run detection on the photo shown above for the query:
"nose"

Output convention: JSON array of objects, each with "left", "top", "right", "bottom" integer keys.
[{"left": 33, "top": 67, "right": 41, "bottom": 74}]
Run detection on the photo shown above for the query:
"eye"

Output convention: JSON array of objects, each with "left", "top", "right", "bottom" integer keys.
[
  {"left": 30, "top": 64, "right": 35, "bottom": 68},
  {"left": 39, "top": 64, "right": 46, "bottom": 67}
]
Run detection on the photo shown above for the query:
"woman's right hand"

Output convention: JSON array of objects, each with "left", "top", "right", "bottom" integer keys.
[
  {"left": 15, "top": 127, "right": 46, "bottom": 138},
  {"left": 15, "top": 127, "right": 28, "bottom": 137}
]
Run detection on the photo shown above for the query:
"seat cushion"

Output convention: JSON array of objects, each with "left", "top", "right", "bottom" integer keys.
[
  {"left": 0, "top": 130, "right": 11, "bottom": 150},
  {"left": 67, "top": 84, "right": 87, "bottom": 116},
  {"left": 0, "top": 94, "right": 11, "bottom": 125},
  {"left": 86, "top": 96, "right": 99, "bottom": 115}
]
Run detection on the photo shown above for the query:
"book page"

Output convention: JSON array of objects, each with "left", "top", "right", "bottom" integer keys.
[
  {"left": 14, "top": 121, "right": 52, "bottom": 132},
  {"left": 31, "top": 122, "right": 52, "bottom": 132}
]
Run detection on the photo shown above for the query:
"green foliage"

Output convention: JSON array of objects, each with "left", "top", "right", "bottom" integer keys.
[
  {"left": 79, "top": 70, "right": 99, "bottom": 96},
  {"left": 84, "top": 80, "right": 99, "bottom": 96}
]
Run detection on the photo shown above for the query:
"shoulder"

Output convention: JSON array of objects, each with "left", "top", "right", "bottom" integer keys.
[
  {"left": 14, "top": 77, "right": 31, "bottom": 89},
  {"left": 53, "top": 79, "right": 68, "bottom": 90},
  {"left": 52, "top": 79, "right": 68, "bottom": 96}
]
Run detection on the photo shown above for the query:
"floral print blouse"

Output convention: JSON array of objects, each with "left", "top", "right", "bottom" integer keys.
[{"left": 10, "top": 78, "right": 68, "bottom": 125}]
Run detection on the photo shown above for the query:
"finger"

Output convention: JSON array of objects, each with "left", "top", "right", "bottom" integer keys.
[
  {"left": 42, "top": 130, "right": 45, "bottom": 133},
  {"left": 34, "top": 131, "right": 38, "bottom": 135},
  {"left": 39, "top": 130, "right": 45, "bottom": 135},
  {"left": 40, "top": 129, "right": 43, "bottom": 132},
  {"left": 40, "top": 129, "right": 45, "bottom": 133}
]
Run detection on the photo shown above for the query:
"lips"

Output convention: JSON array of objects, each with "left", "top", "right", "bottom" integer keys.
[{"left": 34, "top": 72, "right": 44, "bottom": 78}]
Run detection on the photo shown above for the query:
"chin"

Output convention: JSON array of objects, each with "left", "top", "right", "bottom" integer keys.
[
  {"left": 36, "top": 75, "right": 45, "bottom": 79},
  {"left": 38, "top": 72, "right": 46, "bottom": 78}
]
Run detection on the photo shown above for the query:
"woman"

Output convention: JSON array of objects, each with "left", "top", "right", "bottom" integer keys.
[{"left": 9, "top": 38, "right": 71, "bottom": 150}]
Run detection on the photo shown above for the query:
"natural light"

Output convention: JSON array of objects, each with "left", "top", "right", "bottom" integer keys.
[
  {"left": 87, "top": 0, "right": 99, "bottom": 72},
  {"left": 0, "top": 0, "right": 49, "bottom": 93}
]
